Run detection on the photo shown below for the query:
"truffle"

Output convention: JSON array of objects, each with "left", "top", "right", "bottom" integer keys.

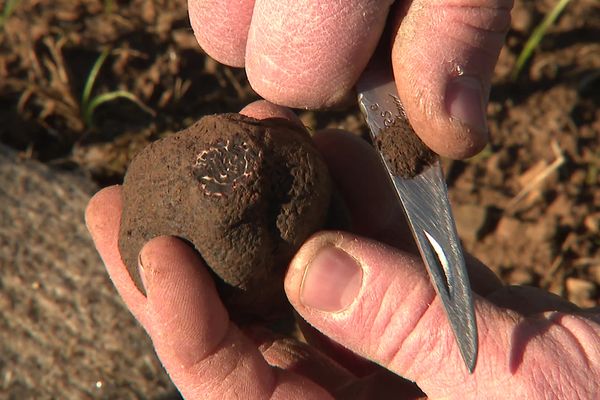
[
  {"left": 375, "top": 117, "right": 437, "bottom": 178},
  {"left": 118, "top": 113, "right": 332, "bottom": 322}
]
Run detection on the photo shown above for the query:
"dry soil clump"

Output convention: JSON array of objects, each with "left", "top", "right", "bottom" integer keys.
[
  {"left": 119, "top": 113, "right": 332, "bottom": 322},
  {"left": 376, "top": 117, "right": 437, "bottom": 178}
]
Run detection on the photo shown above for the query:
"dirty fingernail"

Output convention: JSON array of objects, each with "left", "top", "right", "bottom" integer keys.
[
  {"left": 446, "top": 76, "right": 488, "bottom": 136},
  {"left": 138, "top": 252, "right": 149, "bottom": 293},
  {"left": 300, "top": 247, "right": 362, "bottom": 312}
]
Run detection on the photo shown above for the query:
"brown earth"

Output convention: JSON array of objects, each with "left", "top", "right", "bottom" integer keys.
[
  {"left": 0, "top": 0, "right": 598, "bottom": 398},
  {"left": 376, "top": 116, "right": 437, "bottom": 178},
  {"left": 0, "top": 144, "right": 177, "bottom": 399}
]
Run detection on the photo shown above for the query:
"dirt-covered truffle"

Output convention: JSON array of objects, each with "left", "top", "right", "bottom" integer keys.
[
  {"left": 118, "top": 113, "right": 332, "bottom": 322},
  {"left": 375, "top": 117, "right": 437, "bottom": 178}
]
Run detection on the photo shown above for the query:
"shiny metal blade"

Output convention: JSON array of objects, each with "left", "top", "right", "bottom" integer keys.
[{"left": 356, "top": 59, "right": 478, "bottom": 373}]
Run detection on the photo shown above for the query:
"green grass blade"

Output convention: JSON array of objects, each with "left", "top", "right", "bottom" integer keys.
[
  {"left": 104, "top": 0, "right": 114, "bottom": 13},
  {"left": 81, "top": 47, "right": 111, "bottom": 109},
  {"left": 83, "top": 91, "right": 155, "bottom": 127},
  {"left": 511, "top": 0, "right": 573, "bottom": 80},
  {"left": 0, "top": 0, "right": 21, "bottom": 30}
]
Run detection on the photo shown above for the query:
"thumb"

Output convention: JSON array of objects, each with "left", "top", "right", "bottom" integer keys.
[
  {"left": 391, "top": 0, "right": 512, "bottom": 158},
  {"left": 284, "top": 232, "right": 528, "bottom": 398}
]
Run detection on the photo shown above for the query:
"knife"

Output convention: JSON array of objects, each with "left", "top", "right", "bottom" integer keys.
[{"left": 356, "top": 53, "right": 479, "bottom": 373}]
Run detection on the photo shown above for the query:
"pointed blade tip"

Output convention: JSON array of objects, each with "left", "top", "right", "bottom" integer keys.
[{"left": 457, "top": 334, "right": 478, "bottom": 374}]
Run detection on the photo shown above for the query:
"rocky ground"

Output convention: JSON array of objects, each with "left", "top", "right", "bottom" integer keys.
[{"left": 0, "top": 0, "right": 598, "bottom": 398}]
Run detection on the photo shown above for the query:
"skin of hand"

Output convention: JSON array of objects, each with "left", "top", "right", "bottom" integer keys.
[
  {"left": 187, "top": 0, "right": 513, "bottom": 159},
  {"left": 86, "top": 101, "right": 600, "bottom": 399}
]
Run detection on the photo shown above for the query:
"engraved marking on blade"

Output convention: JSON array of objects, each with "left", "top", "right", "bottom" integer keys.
[
  {"left": 387, "top": 93, "right": 407, "bottom": 119},
  {"left": 367, "top": 102, "right": 395, "bottom": 127}
]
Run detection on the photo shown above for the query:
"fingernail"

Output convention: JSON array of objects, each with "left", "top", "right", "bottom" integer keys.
[
  {"left": 138, "top": 252, "right": 149, "bottom": 293},
  {"left": 446, "top": 76, "right": 488, "bottom": 135},
  {"left": 300, "top": 247, "right": 363, "bottom": 312}
]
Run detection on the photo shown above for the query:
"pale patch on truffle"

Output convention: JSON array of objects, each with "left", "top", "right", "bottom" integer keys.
[{"left": 193, "top": 137, "right": 262, "bottom": 197}]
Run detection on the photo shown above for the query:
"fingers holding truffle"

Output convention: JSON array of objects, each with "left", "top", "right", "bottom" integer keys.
[
  {"left": 108, "top": 234, "right": 334, "bottom": 400},
  {"left": 85, "top": 167, "right": 335, "bottom": 399},
  {"left": 85, "top": 185, "right": 149, "bottom": 325},
  {"left": 240, "top": 100, "right": 304, "bottom": 128},
  {"left": 137, "top": 236, "right": 229, "bottom": 361}
]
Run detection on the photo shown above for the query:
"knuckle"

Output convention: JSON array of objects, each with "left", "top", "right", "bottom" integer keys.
[{"left": 355, "top": 271, "right": 443, "bottom": 376}]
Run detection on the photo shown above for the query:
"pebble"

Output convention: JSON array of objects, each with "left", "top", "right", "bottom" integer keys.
[
  {"left": 496, "top": 217, "right": 522, "bottom": 240},
  {"left": 507, "top": 269, "right": 535, "bottom": 285},
  {"left": 565, "top": 277, "right": 597, "bottom": 308},
  {"left": 590, "top": 265, "right": 600, "bottom": 285},
  {"left": 584, "top": 213, "right": 600, "bottom": 234},
  {"left": 455, "top": 204, "right": 488, "bottom": 244},
  {"left": 511, "top": 4, "right": 533, "bottom": 33}
]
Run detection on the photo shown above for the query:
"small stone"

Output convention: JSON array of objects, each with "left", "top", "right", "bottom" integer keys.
[
  {"left": 496, "top": 217, "right": 522, "bottom": 240},
  {"left": 455, "top": 204, "right": 488, "bottom": 244},
  {"left": 526, "top": 218, "right": 557, "bottom": 242},
  {"left": 172, "top": 30, "right": 199, "bottom": 50},
  {"left": 589, "top": 265, "right": 600, "bottom": 285},
  {"left": 565, "top": 277, "right": 597, "bottom": 308},
  {"left": 584, "top": 213, "right": 600, "bottom": 234},
  {"left": 140, "top": 0, "right": 156, "bottom": 23},
  {"left": 507, "top": 269, "right": 535, "bottom": 285},
  {"left": 511, "top": 3, "right": 533, "bottom": 33},
  {"left": 204, "top": 57, "right": 219, "bottom": 74}
]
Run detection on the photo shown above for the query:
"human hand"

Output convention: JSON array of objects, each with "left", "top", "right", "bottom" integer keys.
[
  {"left": 86, "top": 102, "right": 599, "bottom": 399},
  {"left": 188, "top": 0, "right": 513, "bottom": 159}
]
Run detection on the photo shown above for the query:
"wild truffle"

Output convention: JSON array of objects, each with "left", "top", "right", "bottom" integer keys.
[
  {"left": 118, "top": 113, "right": 332, "bottom": 322},
  {"left": 375, "top": 117, "right": 437, "bottom": 178}
]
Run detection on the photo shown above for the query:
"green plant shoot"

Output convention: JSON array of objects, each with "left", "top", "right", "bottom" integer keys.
[
  {"left": 0, "top": 0, "right": 21, "bottom": 30},
  {"left": 81, "top": 47, "right": 154, "bottom": 128},
  {"left": 511, "top": 0, "right": 573, "bottom": 80}
]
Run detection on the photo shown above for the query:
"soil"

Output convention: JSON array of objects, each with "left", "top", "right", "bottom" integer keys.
[
  {"left": 375, "top": 116, "right": 437, "bottom": 178},
  {"left": 119, "top": 113, "right": 331, "bottom": 322},
  {"left": 1, "top": 0, "right": 599, "bottom": 397},
  {"left": 0, "top": 144, "right": 176, "bottom": 399}
]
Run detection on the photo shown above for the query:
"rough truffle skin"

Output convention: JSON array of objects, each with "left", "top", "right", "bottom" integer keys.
[
  {"left": 375, "top": 117, "right": 437, "bottom": 178},
  {"left": 119, "top": 113, "right": 332, "bottom": 321}
]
